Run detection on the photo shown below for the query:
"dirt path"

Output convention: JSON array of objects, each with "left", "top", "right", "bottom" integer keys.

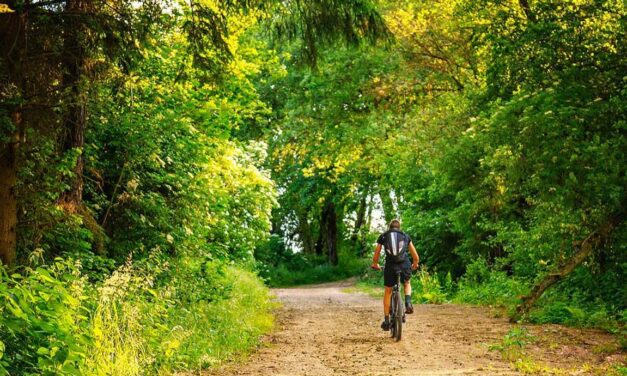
[{"left": 201, "top": 280, "right": 624, "bottom": 376}]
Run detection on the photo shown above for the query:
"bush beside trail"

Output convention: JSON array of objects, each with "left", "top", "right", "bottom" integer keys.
[{"left": 0, "top": 257, "right": 274, "bottom": 375}]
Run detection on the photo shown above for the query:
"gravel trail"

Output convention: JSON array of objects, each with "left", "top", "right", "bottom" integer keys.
[{"left": 199, "top": 280, "right": 624, "bottom": 376}]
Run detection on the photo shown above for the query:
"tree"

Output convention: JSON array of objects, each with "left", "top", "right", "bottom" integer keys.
[
  {"left": 0, "top": 0, "right": 390, "bottom": 265},
  {"left": 0, "top": 3, "right": 25, "bottom": 266}
]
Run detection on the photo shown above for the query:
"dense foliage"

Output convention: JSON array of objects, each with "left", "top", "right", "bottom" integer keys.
[
  {"left": 0, "top": 0, "right": 625, "bottom": 374},
  {"left": 262, "top": 0, "right": 625, "bottom": 331},
  {"left": 0, "top": 0, "right": 387, "bottom": 374}
]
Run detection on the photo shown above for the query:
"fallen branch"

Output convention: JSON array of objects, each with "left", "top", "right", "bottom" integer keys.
[{"left": 511, "top": 214, "right": 622, "bottom": 322}]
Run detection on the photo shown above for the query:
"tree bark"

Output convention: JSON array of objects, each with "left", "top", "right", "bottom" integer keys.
[
  {"left": 314, "top": 233, "right": 323, "bottom": 255},
  {"left": 351, "top": 188, "right": 369, "bottom": 255},
  {"left": 315, "top": 211, "right": 326, "bottom": 256},
  {"left": 59, "top": 0, "right": 89, "bottom": 210},
  {"left": 352, "top": 190, "right": 368, "bottom": 239},
  {"left": 518, "top": 0, "right": 536, "bottom": 22},
  {"left": 57, "top": 0, "right": 107, "bottom": 254},
  {"left": 0, "top": 110, "right": 20, "bottom": 266},
  {"left": 323, "top": 199, "right": 338, "bottom": 265},
  {"left": 512, "top": 216, "right": 621, "bottom": 321},
  {"left": 0, "top": 7, "right": 26, "bottom": 267},
  {"left": 297, "top": 209, "right": 315, "bottom": 254},
  {"left": 380, "top": 187, "right": 395, "bottom": 223},
  {"left": 365, "top": 194, "right": 374, "bottom": 233}
]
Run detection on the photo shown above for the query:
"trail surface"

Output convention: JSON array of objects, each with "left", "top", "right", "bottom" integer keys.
[{"left": 201, "top": 280, "right": 624, "bottom": 376}]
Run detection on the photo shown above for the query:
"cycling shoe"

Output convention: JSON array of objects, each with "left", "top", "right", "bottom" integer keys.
[
  {"left": 405, "top": 303, "right": 414, "bottom": 314},
  {"left": 381, "top": 320, "right": 390, "bottom": 331}
]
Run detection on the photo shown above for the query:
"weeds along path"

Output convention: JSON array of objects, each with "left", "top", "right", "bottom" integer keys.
[{"left": 199, "top": 280, "right": 624, "bottom": 376}]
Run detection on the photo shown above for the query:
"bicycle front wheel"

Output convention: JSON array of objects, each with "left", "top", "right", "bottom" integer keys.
[
  {"left": 394, "top": 292, "right": 403, "bottom": 341},
  {"left": 390, "top": 293, "right": 397, "bottom": 338}
]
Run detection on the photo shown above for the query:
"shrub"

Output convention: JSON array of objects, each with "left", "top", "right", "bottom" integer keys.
[
  {"left": 0, "top": 255, "right": 275, "bottom": 375},
  {"left": 489, "top": 326, "right": 535, "bottom": 361},
  {"left": 454, "top": 261, "right": 527, "bottom": 308},
  {"left": 412, "top": 269, "right": 448, "bottom": 304}
]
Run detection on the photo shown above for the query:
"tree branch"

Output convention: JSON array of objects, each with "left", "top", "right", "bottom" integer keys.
[{"left": 512, "top": 214, "right": 622, "bottom": 321}]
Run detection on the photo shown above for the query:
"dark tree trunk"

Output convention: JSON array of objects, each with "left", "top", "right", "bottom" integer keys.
[
  {"left": 57, "top": 0, "right": 106, "bottom": 254},
  {"left": 59, "top": 0, "right": 89, "bottom": 210},
  {"left": 365, "top": 194, "right": 374, "bottom": 232},
  {"left": 0, "top": 8, "right": 26, "bottom": 267},
  {"left": 315, "top": 208, "right": 327, "bottom": 255},
  {"left": 351, "top": 189, "right": 369, "bottom": 255},
  {"left": 297, "top": 210, "right": 315, "bottom": 254},
  {"left": 380, "top": 187, "right": 395, "bottom": 223},
  {"left": 518, "top": 0, "right": 536, "bottom": 22},
  {"left": 323, "top": 200, "right": 338, "bottom": 265},
  {"left": 314, "top": 231, "right": 324, "bottom": 255},
  {"left": 0, "top": 110, "right": 20, "bottom": 267},
  {"left": 352, "top": 191, "right": 368, "bottom": 240}
]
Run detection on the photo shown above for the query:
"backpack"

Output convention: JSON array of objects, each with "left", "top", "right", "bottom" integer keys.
[{"left": 382, "top": 230, "right": 409, "bottom": 263}]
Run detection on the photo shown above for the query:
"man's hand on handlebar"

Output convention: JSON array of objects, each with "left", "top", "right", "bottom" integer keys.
[{"left": 370, "top": 263, "right": 382, "bottom": 271}]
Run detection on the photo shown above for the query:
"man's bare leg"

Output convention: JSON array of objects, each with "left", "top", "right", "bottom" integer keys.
[
  {"left": 403, "top": 280, "right": 414, "bottom": 313},
  {"left": 382, "top": 286, "right": 392, "bottom": 330},
  {"left": 384, "top": 286, "right": 392, "bottom": 315}
]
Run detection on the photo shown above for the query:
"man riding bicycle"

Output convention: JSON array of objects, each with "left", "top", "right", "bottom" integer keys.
[{"left": 371, "top": 219, "right": 420, "bottom": 331}]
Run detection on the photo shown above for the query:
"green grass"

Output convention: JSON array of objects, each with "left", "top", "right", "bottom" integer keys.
[
  {"left": 167, "top": 267, "right": 276, "bottom": 371},
  {"left": 87, "top": 264, "right": 278, "bottom": 375}
]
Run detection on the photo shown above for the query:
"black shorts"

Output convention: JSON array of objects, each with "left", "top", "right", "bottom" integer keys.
[{"left": 384, "top": 259, "right": 412, "bottom": 287}]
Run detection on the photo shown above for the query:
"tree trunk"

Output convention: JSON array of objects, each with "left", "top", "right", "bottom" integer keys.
[
  {"left": 323, "top": 200, "right": 338, "bottom": 265},
  {"left": 0, "top": 7, "right": 26, "bottom": 267},
  {"left": 380, "top": 187, "right": 395, "bottom": 223},
  {"left": 518, "top": 0, "right": 536, "bottom": 22},
  {"left": 59, "top": 0, "right": 89, "bottom": 210},
  {"left": 56, "top": 0, "right": 106, "bottom": 254},
  {"left": 314, "top": 231, "right": 324, "bottom": 255},
  {"left": 297, "top": 210, "right": 315, "bottom": 254},
  {"left": 315, "top": 209, "right": 326, "bottom": 255},
  {"left": 365, "top": 194, "right": 374, "bottom": 233},
  {"left": 512, "top": 216, "right": 621, "bottom": 321},
  {"left": 351, "top": 189, "right": 369, "bottom": 255},
  {"left": 0, "top": 110, "right": 20, "bottom": 266},
  {"left": 352, "top": 191, "right": 367, "bottom": 239}
]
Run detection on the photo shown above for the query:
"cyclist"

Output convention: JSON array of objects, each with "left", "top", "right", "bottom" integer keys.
[{"left": 371, "top": 219, "right": 419, "bottom": 331}]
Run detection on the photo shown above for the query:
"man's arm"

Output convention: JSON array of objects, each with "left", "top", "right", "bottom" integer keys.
[
  {"left": 409, "top": 242, "right": 420, "bottom": 270},
  {"left": 371, "top": 243, "right": 382, "bottom": 270}
]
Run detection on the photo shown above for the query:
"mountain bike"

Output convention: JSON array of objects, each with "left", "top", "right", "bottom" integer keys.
[{"left": 371, "top": 267, "right": 406, "bottom": 342}]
